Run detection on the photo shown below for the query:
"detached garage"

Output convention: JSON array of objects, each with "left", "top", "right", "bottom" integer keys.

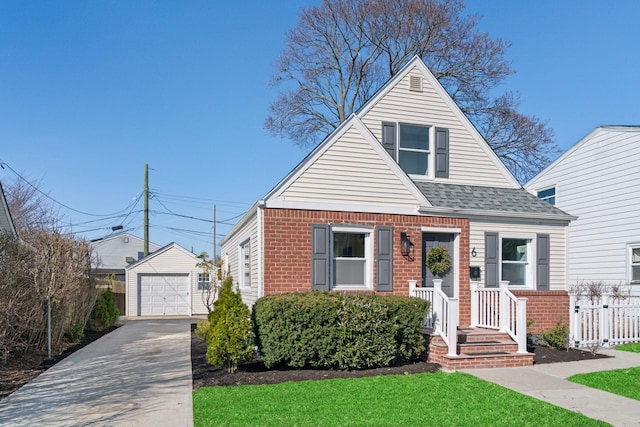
[{"left": 125, "top": 243, "right": 209, "bottom": 316}]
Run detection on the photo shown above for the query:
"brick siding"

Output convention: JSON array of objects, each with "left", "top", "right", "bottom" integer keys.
[
  {"left": 262, "top": 208, "right": 472, "bottom": 325},
  {"left": 511, "top": 290, "right": 570, "bottom": 334}
]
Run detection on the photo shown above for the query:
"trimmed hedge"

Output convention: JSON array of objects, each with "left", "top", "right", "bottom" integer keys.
[{"left": 252, "top": 292, "right": 429, "bottom": 370}]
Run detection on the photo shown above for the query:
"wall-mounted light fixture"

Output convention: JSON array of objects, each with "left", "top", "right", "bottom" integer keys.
[{"left": 400, "top": 232, "right": 414, "bottom": 258}]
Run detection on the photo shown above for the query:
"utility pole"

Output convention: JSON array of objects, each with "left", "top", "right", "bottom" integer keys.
[
  {"left": 144, "top": 163, "right": 149, "bottom": 256},
  {"left": 213, "top": 204, "right": 217, "bottom": 262}
]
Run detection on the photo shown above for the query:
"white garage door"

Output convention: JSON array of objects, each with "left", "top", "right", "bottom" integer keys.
[{"left": 139, "top": 274, "right": 190, "bottom": 316}]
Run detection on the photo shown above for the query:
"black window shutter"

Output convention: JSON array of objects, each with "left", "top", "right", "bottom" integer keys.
[
  {"left": 536, "top": 234, "right": 550, "bottom": 290},
  {"left": 435, "top": 127, "right": 449, "bottom": 178},
  {"left": 376, "top": 226, "right": 393, "bottom": 291},
  {"left": 382, "top": 122, "right": 397, "bottom": 160},
  {"left": 485, "top": 232, "right": 499, "bottom": 288},
  {"left": 311, "top": 224, "right": 330, "bottom": 291}
]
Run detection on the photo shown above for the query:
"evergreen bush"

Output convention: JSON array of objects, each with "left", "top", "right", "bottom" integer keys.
[
  {"left": 253, "top": 292, "right": 429, "bottom": 370},
  {"left": 540, "top": 319, "right": 569, "bottom": 350},
  {"left": 205, "top": 276, "right": 253, "bottom": 373},
  {"left": 89, "top": 288, "right": 120, "bottom": 331}
]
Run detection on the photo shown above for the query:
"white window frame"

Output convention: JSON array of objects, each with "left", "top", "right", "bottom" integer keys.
[
  {"left": 499, "top": 233, "right": 536, "bottom": 289},
  {"left": 197, "top": 273, "right": 211, "bottom": 291},
  {"left": 239, "top": 239, "right": 251, "bottom": 289},
  {"left": 396, "top": 123, "right": 435, "bottom": 180},
  {"left": 537, "top": 186, "right": 557, "bottom": 206},
  {"left": 628, "top": 243, "right": 640, "bottom": 285},
  {"left": 331, "top": 225, "right": 373, "bottom": 290}
]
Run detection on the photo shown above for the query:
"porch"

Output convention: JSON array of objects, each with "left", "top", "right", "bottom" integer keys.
[{"left": 411, "top": 279, "right": 533, "bottom": 369}]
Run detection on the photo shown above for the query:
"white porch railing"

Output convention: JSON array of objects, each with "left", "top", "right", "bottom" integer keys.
[
  {"left": 570, "top": 292, "right": 640, "bottom": 348},
  {"left": 470, "top": 281, "right": 528, "bottom": 354},
  {"left": 410, "top": 279, "right": 458, "bottom": 357}
]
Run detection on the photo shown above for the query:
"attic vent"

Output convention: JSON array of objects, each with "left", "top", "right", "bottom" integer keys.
[
  {"left": 125, "top": 256, "right": 135, "bottom": 264},
  {"left": 409, "top": 75, "right": 423, "bottom": 92}
]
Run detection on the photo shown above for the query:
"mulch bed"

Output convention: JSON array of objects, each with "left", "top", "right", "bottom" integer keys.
[{"left": 190, "top": 325, "right": 610, "bottom": 389}]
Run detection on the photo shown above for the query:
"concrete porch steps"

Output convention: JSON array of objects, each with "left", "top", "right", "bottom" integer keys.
[{"left": 423, "top": 327, "right": 534, "bottom": 370}]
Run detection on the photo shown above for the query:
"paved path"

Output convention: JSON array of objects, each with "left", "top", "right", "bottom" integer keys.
[
  {"left": 0, "top": 318, "right": 194, "bottom": 427},
  {"left": 463, "top": 348, "right": 640, "bottom": 427}
]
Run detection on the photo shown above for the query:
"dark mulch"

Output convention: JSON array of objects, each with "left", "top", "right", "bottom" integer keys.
[
  {"left": 532, "top": 344, "right": 609, "bottom": 364},
  {"left": 0, "top": 326, "right": 118, "bottom": 400},
  {"left": 191, "top": 325, "right": 610, "bottom": 390}
]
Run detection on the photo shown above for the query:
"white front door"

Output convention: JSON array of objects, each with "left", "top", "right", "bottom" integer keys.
[{"left": 139, "top": 274, "right": 190, "bottom": 316}]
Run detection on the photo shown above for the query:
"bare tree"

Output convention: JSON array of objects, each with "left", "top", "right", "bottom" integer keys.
[
  {"left": 3, "top": 176, "right": 60, "bottom": 236},
  {"left": 266, "top": 0, "right": 558, "bottom": 182}
]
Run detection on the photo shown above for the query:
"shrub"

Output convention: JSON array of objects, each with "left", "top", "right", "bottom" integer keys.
[
  {"left": 89, "top": 288, "right": 120, "bottom": 331},
  {"left": 65, "top": 323, "right": 84, "bottom": 342},
  {"left": 194, "top": 319, "right": 210, "bottom": 339},
  {"left": 540, "top": 319, "right": 569, "bottom": 350},
  {"left": 205, "top": 276, "right": 253, "bottom": 373},
  {"left": 253, "top": 292, "right": 429, "bottom": 370}
]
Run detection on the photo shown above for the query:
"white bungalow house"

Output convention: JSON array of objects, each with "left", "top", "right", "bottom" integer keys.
[
  {"left": 526, "top": 126, "right": 640, "bottom": 293},
  {"left": 221, "top": 56, "right": 575, "bottom": 369}
]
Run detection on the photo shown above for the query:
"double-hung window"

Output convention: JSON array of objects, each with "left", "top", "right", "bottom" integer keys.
[
  {"left": 332, "top": 227, "right": 372, "bottom": 288},
  {"left": 501, "top": 237, "right": 532, "bottom": 286},
  {"left": 631, "top": 246, "right": 640, "bottom": 284},
  {"left": 398, "top": 124, "right": 430, "bottom": 176},
  {"left": 240, "top": 240, "right": 251, "bottom": 289},
  {"left": 197, "top": 273, "right": 210, "bottom": 291}
]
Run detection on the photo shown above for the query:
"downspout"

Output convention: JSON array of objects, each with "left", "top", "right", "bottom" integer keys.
[{"left": 257, "top": 200, "right": 265, "bottom": 299}]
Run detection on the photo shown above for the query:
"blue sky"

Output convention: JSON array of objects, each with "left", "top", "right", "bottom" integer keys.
[{"left": 1, "top": 1, "right": 638, "bottom": 257}]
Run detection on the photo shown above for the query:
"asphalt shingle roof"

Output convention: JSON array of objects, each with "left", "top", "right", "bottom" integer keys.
[{"left": 413, "top": 181, "right": 572, "bottom": 218}]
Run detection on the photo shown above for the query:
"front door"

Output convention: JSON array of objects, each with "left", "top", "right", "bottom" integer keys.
[{"left": 423, "top": 233, "right": 455, "bottom": 297}]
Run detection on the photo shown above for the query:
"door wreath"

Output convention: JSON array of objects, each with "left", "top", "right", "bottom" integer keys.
[{"left": 426, "top": 246, "right": 451, "bottom": 275}]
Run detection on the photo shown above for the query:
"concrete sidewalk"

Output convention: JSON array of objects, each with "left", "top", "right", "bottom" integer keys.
[
  {"left": 463, "top": 348, "right": 640, "bottom": 426},
  {"left": 0, "top": 318, "right": 195, "bottom": 427}
]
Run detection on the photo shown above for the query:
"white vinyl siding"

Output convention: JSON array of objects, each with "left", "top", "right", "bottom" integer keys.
[
  {"left": 525, "top": 127, "right": 640, "bottom": 287},
  {"left": 470, "top": 221, "right": 567, "bottom": 291},
  {"left": 220, "top": 207, "right": 260, "bottom": 307},
  {"left": 125, "top": 244, "right": 208, "bottom": 316},
  {"left": 279, "top": 122, "right": 422, "bottom": 209},
  {"left": 360, "top": 67, "right": 514, "bottom": 188}
]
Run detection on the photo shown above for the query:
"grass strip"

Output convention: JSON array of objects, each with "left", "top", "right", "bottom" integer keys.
[
  {"left": 193, "top": 372, "right": 607, "bottom": 427},
  {"left": 615, "top": 343, "right": 640, "bottom": 353},
  {"left": 569, "top": 367, "right": 640, "bottom": 401}
]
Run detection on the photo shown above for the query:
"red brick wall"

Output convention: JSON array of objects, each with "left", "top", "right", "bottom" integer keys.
[
  {"left": 511, "top": 290, "right": 569, "bottom": 334},
  {"left": 262, "top": 208, "right": 472, "bottom": 325}
]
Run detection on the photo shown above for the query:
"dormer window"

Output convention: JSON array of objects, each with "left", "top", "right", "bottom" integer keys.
[{"left": 399, "top": 124, "right": 430, "bottom": 176}]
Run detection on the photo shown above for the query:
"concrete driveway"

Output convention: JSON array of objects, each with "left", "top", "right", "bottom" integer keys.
[{"left": 0, "top": 318, "right": 194, "bottom": 427}]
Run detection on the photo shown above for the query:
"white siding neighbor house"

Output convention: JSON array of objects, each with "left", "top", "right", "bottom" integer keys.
[
  {"left": 125, "top": 242, "right": 209, "bottom": 316},
  {"left": 221, "top": 57, "right": 575, "bottom": 369},
  {"left": 526, "top": 126, "right": 640, "bottom": 292},
  {"left": 90, "top": 233, "right": 162, "bottom": 281}
]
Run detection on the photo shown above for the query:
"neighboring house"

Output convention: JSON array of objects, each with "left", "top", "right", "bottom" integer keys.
[
  {"left": 125, "top": 242, "right": 210, "bottom": 316},
  {"left": 525, "top": 126, "right": 640, "bottom": 293},
  {"left": 90, "top": 233, "right": 162, "bottom": 281},
  {"left": 0, "top": 181, "right": 18, "bottom": 238}
]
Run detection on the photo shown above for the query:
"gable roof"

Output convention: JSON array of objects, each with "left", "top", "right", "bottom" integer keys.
[
  {"left": 90, "top": 232, "right": 161, "bottom": 249},
  {"left": 125, "top": 242, "right": 198, "bottom": 270},
  {"left": 264, "top": 114, "right": 431, "bottom": 211},
  {"left": 0, "top": 181, "right": 18, "bottom": 238},
  {"left": 356, "top": 56, "right": 520, "bottom": 188},
  {"left": 414, "top": 181, "right": 575, "bottom": 221},
  {"left": 526, "top": 125, "right": 640, "bottom": 189}
]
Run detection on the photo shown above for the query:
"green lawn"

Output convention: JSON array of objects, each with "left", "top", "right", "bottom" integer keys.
[
  {"left": 193, "top": 372, "right": 607, "bottom": 427},
  {"left": 569, "top": 367, "right": 640, "bottom": 402},
  {"left": 615, "top": 342, "right": 640, "bottom": 353}
]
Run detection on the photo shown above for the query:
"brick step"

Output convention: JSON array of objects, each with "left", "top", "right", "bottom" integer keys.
[{"left": 424, "top": 327, "right": 533, "bottom": 370}]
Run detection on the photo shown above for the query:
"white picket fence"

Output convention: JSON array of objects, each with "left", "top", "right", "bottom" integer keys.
[{"left": 570, "top": 293, "right": 640, "bottom": 348}]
